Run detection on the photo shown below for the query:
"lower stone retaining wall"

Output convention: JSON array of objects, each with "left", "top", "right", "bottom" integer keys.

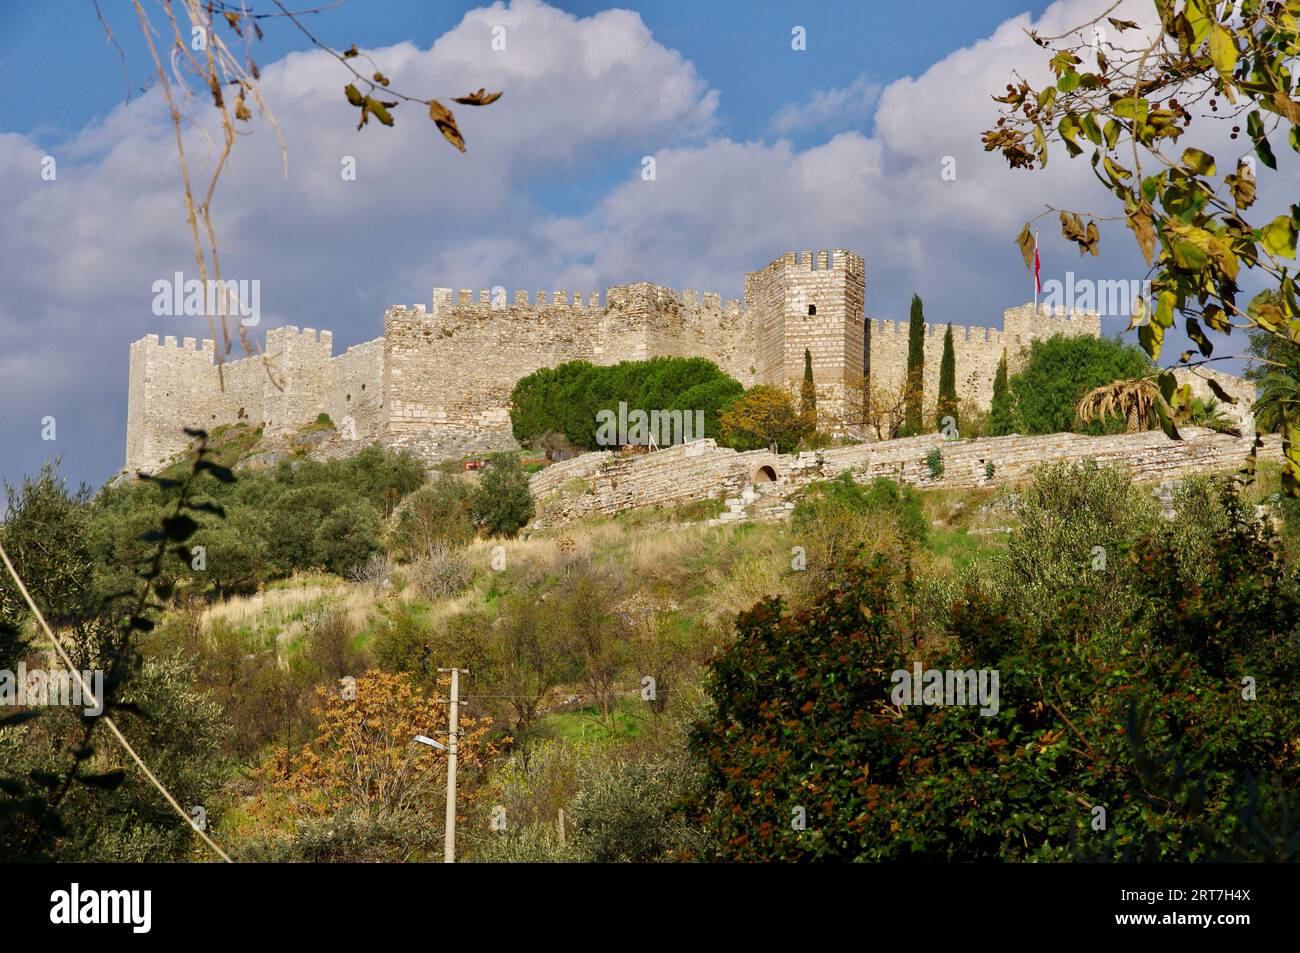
[
  {"left": 530, "top": 441, "right": 787, "bottom": 526},
  {"left": 814, "top": 428, "right": 1260, "bottom": 490},
  {"left": 529, "top": 429, "right": 1281, "bottom": 527}
]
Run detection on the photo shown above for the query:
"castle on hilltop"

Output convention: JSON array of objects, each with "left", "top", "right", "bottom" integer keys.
[{"left": 124, "top": 249, "right": 1103, "bottom": 474}]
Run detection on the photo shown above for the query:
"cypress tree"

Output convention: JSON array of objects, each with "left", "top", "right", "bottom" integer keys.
[
  {"left": 801, "top": 348, "right": 817, "bottom": 430},
  {"left": 905, "top": 294, "right": 925, "bottom": 432},
  {"left": 936, "top": 324, "right": 958, "bottom": 432},
  {"left": 989, "top": 350, "right": 1014, "bottom": 436}
]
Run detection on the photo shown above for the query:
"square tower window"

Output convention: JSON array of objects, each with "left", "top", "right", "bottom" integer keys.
[{"left": 807, "top": 304, "right": 817, "bottom": 316}]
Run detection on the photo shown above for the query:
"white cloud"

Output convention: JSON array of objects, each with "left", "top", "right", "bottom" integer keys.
[
  {"left": 0, "top": 0, "right": 1291, "bottom": 488},
  {"left": 0, "top": 0, "right": 719, "bottom": 485},
  {"left": 768, "top": 74, "right": 881, "bottom": 135}
]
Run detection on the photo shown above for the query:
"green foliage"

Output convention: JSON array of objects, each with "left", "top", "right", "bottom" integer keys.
[
  {"left": 0, "top": 436, "right": 234, "bottom": 860},
  {"left": 800, "top": 348, "right": 816, "bottom": 429},
  {"left": 1010, "top": 334, "right": 1153, "bottom": 435},
  {"left": 796, "top": 429, "right": 834, "bottom": 451},
  {"left": 793, "top": 474, "right": 928, "bottom": 548},
  {"left": 0, "top": 463, "right": 98, "bottom": 642},
  {"left": 388, "top": 477, "right": 476, "bottom": 561},
  {"left": 471, "top": 742, "right": 704, "bottom": 863},
  {"left": 989, "top": 350, "right": 1014, "bottom": 436},
  {"left": 239, "top": 809, "right": 442, "bottom": 862},
  {"left": 314, "top": 499, "right": 383, "bottom": 575},
  {"left": 789, "top": 474, "right": 927, "bottom": 595},
  {"left": 672, "top": 376, "right": 746, "bottom": 444},
  {"left": 0, "top": 653, "right": 230, "bottom": 861},
  {"left": 374, "top": 603, "right": 492, "bottom": 689},
  {"left": 1255, "top": 371, "right": 1300, "bottom": 435},
  {"left": 568, "top": 756, "right": 706, "bottom": 862},
  {"left": 936, "top": 324, "right": 958, "bottom": 429},
  {"left": 175, "top": 614, "right": 320, "bottom": 760},
  {"left": 472, "top": 453, "right": 534, "bottom": 538},
  {"left": 717, "top": 384, "right": 808, "bottom": 453},
  {"left": 1244, "top": 324, "right": 1300, "bottom": 385},
  {"left": 510, "top": 357, "right": 743, "bottom": 451},
  {"left": 925, "top": 447, "right": 944, "bottom": 479},
  {"left": 975, "top": 460, "right": 1160, "bottom": 638},
  {"left": 490, "top": 591, "right": 580, "bottom": 744},
  {"left": 692, "top": 493, "right": 1300, "bottom": 860},
  {"left": 1188, "top": 396, "right": 1237, "bottom": 434},
  {"left": 906, "top": 294, "right": 925, "bottom": 432},
  {"left": 987, "top": 4, "right": 1300, "bottom": 490},
  {"left": 87, "top": 444, "right": 424, "bottom": 593}
]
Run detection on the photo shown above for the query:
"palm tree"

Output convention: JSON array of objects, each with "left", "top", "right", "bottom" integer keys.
[
  {"left": 1188, "top": 396, "right": 1239, "bottom": 435},
  {"left": 1254, "top": 371, "right": 1300, "bottom": 433},
  {"left": 1075, "top": 377, "right": 1161, "bottom": 433}
]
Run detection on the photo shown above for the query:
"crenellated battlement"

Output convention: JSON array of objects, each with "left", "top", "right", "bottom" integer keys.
[
  {"left": 868, "top": 319, "right": 1008, "bottom": 346},
  {"left": 1002, "top": 301, "right": 1100, "bottom": 321},
  {"left": 761, "top": 248, "right": 864, "bottom": 273},
  {"left": 405, "top": 283, "right": 744, "bottom": 318},
  {"left": 265, "top": 325, "right": 334, "bottom": 350},
  {"left": 134, "top": 333, "right": 216, "bottom": 353},
  {"left": 124, "top": 249, "right": 1126, "bottom": 475}
]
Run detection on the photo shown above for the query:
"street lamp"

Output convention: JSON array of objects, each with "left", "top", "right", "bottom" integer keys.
[{"left": 413, "top": 666, "right": 467, "bottom": 863}]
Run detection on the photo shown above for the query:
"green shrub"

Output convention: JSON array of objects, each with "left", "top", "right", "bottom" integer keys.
[
  {"left": 0, "top": 653, "right": 231, "bottom": 861},
  {"left": 717, "top": 384, "right": 808, "bottom": 453},
  {"left": 84, "top": 445, "right": 424, "bottom": 590},
  {"left": 315, "top": 499, "right": 383, "bottom": 576},
  {"left": 976, "top": 460, "right": 1160, "bottom": 638},
  {"left": 388, "top": 477, "right": 476, "bottom": 561},
  {"left": 1010, "top": 334, "right": 1154, "bottom": 435},
  {"left": 236, "top": 810, "right": 442, "bottom": 862},
  {"left": 925, "top": 447, "right": 944, "bottom": 479},
  {"left": 797, "top": 430, "right": 834, "bottom": 451},
  {"left": 510, "top": 357, "right": 742, "bottom": 451},
  {"left": 691, "top": 501, "right": 1300, "bottom": 861},
  {"left": 989, "top": 351, "right": 1014, "bottom": 435},
  {"left": 472, "top": 453, "right": 535, "bottom": 537},
  {"left": 469, "top": 747, "right": 704, "bottom": 863},
  {"left": 789, "top": 475, "right": 927, "bottom": 592},
  {"left": 793, "top": 474, "right": 928, "bottom": 547},
  {"left": 673, "top": 376, "right": 745, "bottom": 443},
  {"left": 569, "top": 757, "right": 706, "bottom": 862}
]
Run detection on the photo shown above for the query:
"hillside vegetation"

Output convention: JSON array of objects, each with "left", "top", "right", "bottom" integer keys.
[{"left": 3, "top": 424, "right": 1300, "bottom": 861}]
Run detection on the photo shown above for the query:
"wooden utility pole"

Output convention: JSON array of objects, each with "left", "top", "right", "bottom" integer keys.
[{"left": 438, "top": 667, "right": 468, "bottom": 863}]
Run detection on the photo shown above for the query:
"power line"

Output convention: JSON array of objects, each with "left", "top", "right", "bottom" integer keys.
[{"left": 0, "top": 540, "right": 233, "bottom": 863}]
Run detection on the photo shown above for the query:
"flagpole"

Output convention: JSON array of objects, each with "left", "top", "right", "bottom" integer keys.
[{"left": 1033, "top": 229, "right": 1040, "bottom": 315}]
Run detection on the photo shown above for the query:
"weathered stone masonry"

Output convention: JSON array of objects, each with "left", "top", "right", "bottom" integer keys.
[
  {"left": 529, "top": 428, "right": 1278, "bottom": 528},
  {"left": 125, "top": 249, "right": 1123, "bottom": 473}
]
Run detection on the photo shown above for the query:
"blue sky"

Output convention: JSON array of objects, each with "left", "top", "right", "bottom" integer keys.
[
  {"left": 0, "top": 0, "right": 1279, "bottom": 490},
  {"left": 3, "top": 1, "right": 1051, "bottom": 143}
]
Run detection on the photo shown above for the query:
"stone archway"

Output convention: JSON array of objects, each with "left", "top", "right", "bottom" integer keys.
[{"left": 754, "top": 465, "right": 777, "bottom": 483}]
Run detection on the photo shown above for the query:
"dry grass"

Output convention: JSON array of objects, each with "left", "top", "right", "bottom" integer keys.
[
  {"left": 197, "top": 504, "right": 829, "bottom": 661},
  {"left": 700, "top": 528, "right": 794, "bottom": 621},
  {"left": 201, "top": 577, "right": 379, "bottom": 650}
]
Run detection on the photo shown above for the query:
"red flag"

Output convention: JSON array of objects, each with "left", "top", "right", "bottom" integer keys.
[{"left": 1033, "top": 231, "right": 1041, "bottom": 295}]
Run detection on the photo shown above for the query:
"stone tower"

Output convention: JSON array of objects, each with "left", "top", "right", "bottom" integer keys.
[
  {"left": 744, "top": 249, "right": 866, "bottom": 421},
  {"left": 124, "top": 248, "right": 1125, "bottom": 476}
]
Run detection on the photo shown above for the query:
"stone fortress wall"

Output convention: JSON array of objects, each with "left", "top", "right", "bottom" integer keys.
[
  {"left": 123, "top": 248, "right": 1241, "bottom": 475},
  {"left": 529, "top": 427, "right": 1278, "bottom": 528},
  {"left": 125, "top": 327, "right": 384, "bottom": 473},
  {"left": 865, "top": 303, "right": 1102, "bottom": 413}
]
